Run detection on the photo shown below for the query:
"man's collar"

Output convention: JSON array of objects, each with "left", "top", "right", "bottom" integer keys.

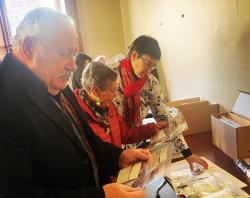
[{"left": 3, "top": 53, "right": 48, "bottom": 92}]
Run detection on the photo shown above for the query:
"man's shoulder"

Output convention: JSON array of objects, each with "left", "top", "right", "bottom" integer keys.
[
  {"left": 0, "top": 57, "right": 23, "bottom": 97},
  {"left": 0, "top": 54, "right": 34, "bottom": 87},
  {"left": 0, "top": 54, "right": 44, "bottom": 108}
]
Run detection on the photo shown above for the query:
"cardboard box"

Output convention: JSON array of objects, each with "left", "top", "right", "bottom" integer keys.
[
  {"left": 212, "top": 91, "right": 250, "bottom": 160},
  {"left": 167, "top": 98, "right": 219, "bottom": 135},
  {"left": 167, "top": 97, "right": 200, "bottom": 107}
]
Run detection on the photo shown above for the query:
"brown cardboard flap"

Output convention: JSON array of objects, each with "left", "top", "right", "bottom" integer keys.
[
  {"left": 177, "top": 101, "right": 209, "bottom": 109},
  {"left": 168, "top": 97, "right": 219, "bottom": 135},
  {"left": 232, "top": 92, "right": 250, "bottom": 120},
  {"left": 167, "top": 97, "right": 200, "bottom": 107},
  {"left": 182, "top": 104, "right": 218, "bottom": 135}
]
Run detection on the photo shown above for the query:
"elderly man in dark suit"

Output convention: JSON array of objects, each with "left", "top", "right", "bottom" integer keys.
[{"left": 0, "top": 8, "right": 149, "bottom": 198}]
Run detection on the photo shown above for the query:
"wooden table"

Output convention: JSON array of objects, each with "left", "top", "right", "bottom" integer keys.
[{"left": 184, "top": 132, "right": 250, "bottom": 194}]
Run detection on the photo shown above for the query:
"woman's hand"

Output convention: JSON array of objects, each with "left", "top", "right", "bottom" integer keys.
[
  {"left": 155, "top": 121, "right": 169, "bottom": 131},
  {"left": 186, "top": 154, "right": 208, "bottom": 171}
]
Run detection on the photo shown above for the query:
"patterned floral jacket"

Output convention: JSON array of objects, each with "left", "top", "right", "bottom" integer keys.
[{"left": 114, "top": 73, "right": 192, "bottom": 157}]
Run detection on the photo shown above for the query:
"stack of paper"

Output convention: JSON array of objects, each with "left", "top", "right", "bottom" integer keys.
[{"left": 220, "top": 115, "right": 242, "bottom": 128}]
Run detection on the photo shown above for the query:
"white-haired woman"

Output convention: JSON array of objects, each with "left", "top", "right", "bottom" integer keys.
[{"left": 74, "top": 61, "right": 168, "bottom": 148}]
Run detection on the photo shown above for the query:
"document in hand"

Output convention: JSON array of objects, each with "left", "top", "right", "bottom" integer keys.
[
  {"left": 117, "top": 140, "right": 173, "bottom": 187},
  {"left": 165, "top": 107, "right": 188, "bottom": 139}
]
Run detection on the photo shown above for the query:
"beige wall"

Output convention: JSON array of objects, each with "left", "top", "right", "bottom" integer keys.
[
  {"left": 120, "top": 0, "right": 250, "bottom": 111},
  {"left": 76, "top": 0, "right": 125, "bottom": 58}
]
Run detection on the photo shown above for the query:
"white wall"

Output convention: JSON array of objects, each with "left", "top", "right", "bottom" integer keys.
[
  {"left": 76, "top": 0, "right": 125, "bottom": 58},
  {"left": 120, "top": 0, "right": 250, "bottom": 111}
]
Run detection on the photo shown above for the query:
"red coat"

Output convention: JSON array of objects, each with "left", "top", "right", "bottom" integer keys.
[{"left": 74, "top": 89, "right": 157, "bottom": 148}]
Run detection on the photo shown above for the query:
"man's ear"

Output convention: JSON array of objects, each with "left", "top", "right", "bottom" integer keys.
[
  {"left": 131, "top": 51, "right": 138, "bottom": 61},
  {"left": 22, "top": 36, "right": 36, "bottom": 60}
]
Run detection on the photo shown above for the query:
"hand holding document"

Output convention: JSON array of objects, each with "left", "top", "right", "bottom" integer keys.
[
  {"left": 165, "top": 107, "right": 188, "bottom": 139},
  {"left": 116, "top": 162, "right": 142, "bottom": 184},
  {"left": 117, "top": 138, "right": 174, "bottom": 187},
  {"left": 117, "top": 109, "right": 186, "bottom": 189},
  {"left": 118, "top": 149, "right": 151, "bottom": 169},
  {"left": 155, "top": 120, "right": 169, "bottom": 131}
]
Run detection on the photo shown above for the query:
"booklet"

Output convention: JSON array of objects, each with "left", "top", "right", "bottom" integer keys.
[{"left": 117, "top": 140, "right": 173, "bottom": 185}]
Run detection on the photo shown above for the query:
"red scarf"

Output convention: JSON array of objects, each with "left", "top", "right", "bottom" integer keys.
[{"left": 120, "top": 58, "right": 147, "bottom": 126}]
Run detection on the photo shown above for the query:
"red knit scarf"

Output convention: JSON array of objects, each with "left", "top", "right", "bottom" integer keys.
[{"left": 120, "top": 58, "right": 147, "bottom": 125}]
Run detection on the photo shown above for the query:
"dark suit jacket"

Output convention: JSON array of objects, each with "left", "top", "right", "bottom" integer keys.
[{"left": 0, "top": 54, "right": 122, "bottom": 198}]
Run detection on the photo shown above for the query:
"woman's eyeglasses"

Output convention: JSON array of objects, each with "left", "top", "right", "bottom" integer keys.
[{"left": 140, "top": 56, "right": 157, "bottom": 70}]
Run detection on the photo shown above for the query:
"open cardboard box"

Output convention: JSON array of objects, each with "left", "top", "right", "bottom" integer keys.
[
  {"left": 212, "top": 91, "right": 250, "bottom": 160},
  {"left": 166, "top": 97, "right": 200, "bottom": 107},
  {"left": 167, "top": 97, "right": 219, "bottom": 135}
]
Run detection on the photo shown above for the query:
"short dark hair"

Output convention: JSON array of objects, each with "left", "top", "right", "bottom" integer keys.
[
  {"left": 75, "top": 53, "right": 92, "bottom": 68},
  {"left": 81, "top": 61, "right": 117, "bottom": 91},
  {"left": 128, "top": 35, "right": 161, "bottom": 59}
]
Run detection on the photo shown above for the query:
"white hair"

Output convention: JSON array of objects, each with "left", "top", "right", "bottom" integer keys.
[
  {"left": 94, "top": 55, "right": 107, "bottom": 64},
  {"left": 13, "top": 7, "right": 74, "bottom": 48},
  {"left": 81, "top": 61, "right": 117, "bottom": 92}
]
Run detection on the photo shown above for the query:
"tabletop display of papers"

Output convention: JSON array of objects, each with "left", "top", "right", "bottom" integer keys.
[
  {"left": 170, "top": 158, "right": 249, "bottom": 198},
  {"left": 117, "top": 108, "right": 249, "bottom": 197},
  {"left": 118, "top": 156, "right": 250, "bottom": 197}
]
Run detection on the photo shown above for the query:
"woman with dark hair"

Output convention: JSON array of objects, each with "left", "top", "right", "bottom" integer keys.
[
  {"left": 114, "top": 35, "right": 208, "bottom": 170},
  {"left": 74, "top": 61, "right": 168, "bottom": 148},
  {"left": 71, "top": 53, "right": 92, "bottom": 90}
]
